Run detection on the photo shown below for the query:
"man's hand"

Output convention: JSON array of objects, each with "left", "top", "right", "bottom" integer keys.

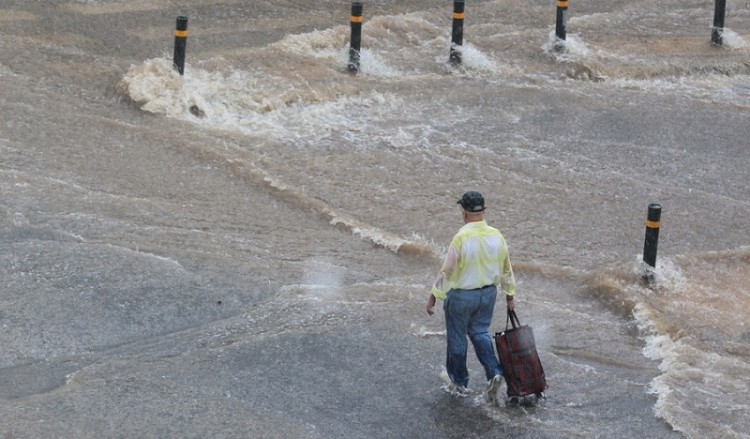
[
  {"left": 426, "top": 294, "right": 436, "bottom": 316},
  {"left": 507, "top": 296, "right": 516, "bottom": 311}
]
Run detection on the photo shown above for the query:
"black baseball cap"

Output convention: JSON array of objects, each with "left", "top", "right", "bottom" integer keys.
[{"left": 457, "top": 191, "right": 485, "bottom": 212}]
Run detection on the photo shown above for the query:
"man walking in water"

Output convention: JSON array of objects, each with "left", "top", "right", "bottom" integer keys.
[{"left": 426, "top": 191, "right": 516, "bottom": 404}]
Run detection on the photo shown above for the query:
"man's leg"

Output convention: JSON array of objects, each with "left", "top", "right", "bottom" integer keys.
[
  {"left": 468, "top": 286, "right": 504, "bottom": 402},
  {"left": 444, "top": 290, "right": 473, "bottom": 388},
  {"left": 468, "top": 286, "right": 503, "bottom": 381}
]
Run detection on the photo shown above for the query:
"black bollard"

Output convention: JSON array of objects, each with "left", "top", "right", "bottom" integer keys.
[
  {"left": 449, "top": 0, "right": 465, "bottom": 66},
  {"left": 348, "top": 2, "right": 363, "bottom": 73},
  {"left": 712, "top": 0, "right": 726, "bottom": 45},
  {"left": 555, "top": 0, "right": 568, "bottom": 52},
  {"left": 173, "top": 16, "right": 188, "bottom": 75},
  {"left": 642, "top": 204, "right": 662, "bottom": 282}
]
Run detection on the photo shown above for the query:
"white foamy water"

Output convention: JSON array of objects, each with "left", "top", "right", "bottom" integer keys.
[{"left": 616, "top": 250, "right": 750, "bottom": 439}]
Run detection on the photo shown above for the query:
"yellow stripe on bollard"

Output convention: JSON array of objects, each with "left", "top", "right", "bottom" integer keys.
[
  {"left": 556, "top": 0, "right": 569, "bottom": 7},
  {"left": 645, "top": 220, "right": 661, "bottom": 228},
  {"left": 453, "top": 12, "right": 465, "bottom": 19},
  {"left": 351, "top": 15, "right": 363, "bottom": 23},
  {"left": 175, "top": 30, "right": 188, "bottom": 37}
]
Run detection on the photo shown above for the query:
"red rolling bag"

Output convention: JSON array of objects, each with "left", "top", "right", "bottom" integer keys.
[{"left": 494, "top": 309, "right": 547, "bottom": 400}]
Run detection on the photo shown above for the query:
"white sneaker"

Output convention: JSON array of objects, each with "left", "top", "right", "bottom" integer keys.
[
  {"left": 485, "top": 375, "right": 503, "bottom": 403},
  {"left": 447, "top": 382, "right": 471, "bottom": 397}
]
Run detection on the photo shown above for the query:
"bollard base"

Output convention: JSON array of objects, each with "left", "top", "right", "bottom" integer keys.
[
  {"left": 449, "top": 46, "right": 462, "bottom": 67},
  {"left": 554, "top": 39, "right": 566, "bottom": 53},
  {"left": 347, "top": 55, "right": 360, "bottom": 74},
  {"left": 189, "top": 105, "right": 205, "bottom": 118},
  {"left": 642, "top": 270, "right": 656, "bottom": 286},
  {"left": 347, "top": 47, "right": 360, "bottom": 73},
  {"left": 711, "top": 28, "right": 724, "bottom": 46},
  {"left": 638, "top": 260, "right": 657, "bottom": 287}
]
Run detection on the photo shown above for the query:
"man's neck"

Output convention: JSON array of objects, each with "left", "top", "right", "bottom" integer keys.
[{"left": 464, "top": 215, "right": 484, "bottom": 224}]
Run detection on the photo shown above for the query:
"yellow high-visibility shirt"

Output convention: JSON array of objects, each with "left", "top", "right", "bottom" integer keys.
[{"left": 431, "top": 220, "right": 516, "bottom": 301}]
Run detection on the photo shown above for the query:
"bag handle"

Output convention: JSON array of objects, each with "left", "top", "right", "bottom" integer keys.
[{"left": 506, "top": 308, "right": 521, "bottom": 330}]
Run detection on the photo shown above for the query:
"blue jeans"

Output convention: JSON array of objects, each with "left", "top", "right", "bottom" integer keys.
[{"left": 443, "top": 285, "right": 503, "bottom": 388}]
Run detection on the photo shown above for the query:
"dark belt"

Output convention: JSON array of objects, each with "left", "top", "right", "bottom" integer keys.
[{"left": 466, "top": 284, "right": 494, "bottom": 291}]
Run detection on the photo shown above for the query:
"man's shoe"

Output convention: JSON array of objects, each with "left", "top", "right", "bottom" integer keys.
[
  {"left": 484, "top": 374, "right": 503, "bottom": 403},
  {"left": 448, "top": 382, "right": 471, "bottom": 397}
]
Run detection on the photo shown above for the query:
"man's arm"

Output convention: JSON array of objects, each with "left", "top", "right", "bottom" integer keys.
[{"left": 426, "top": 245, "right": 459, "bottom": 315}]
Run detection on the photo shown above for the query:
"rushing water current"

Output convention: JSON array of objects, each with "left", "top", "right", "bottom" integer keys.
[{"left": 1, "top": 0, "right": 749, "bottom": 438}]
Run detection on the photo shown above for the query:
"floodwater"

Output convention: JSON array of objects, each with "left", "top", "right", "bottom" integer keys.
[{"left": 1, "top": 0, "right": 748, "bottom": 438}]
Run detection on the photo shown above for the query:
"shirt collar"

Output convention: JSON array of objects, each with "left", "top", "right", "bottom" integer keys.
[{"left": 459, "top": 220, "right": 487, "bottom": 232}]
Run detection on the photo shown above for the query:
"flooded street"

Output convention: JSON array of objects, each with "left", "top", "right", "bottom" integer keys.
[{"left": 1, "top": 0, "right": 749, "bottom": 437}]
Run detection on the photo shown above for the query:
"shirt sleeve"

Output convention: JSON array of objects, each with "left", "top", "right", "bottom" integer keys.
[{"left": 431, "top": 244, "right": 459, "bottom": 301}]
